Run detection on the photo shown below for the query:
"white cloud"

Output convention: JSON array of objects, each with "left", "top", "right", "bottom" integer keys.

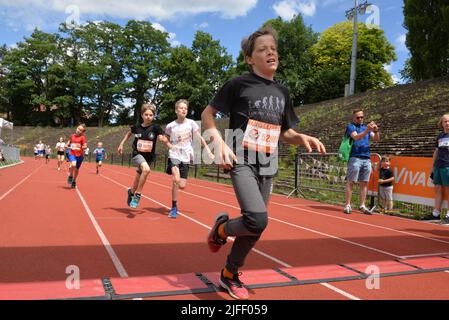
[
  {"left": 151, "top": 22, "right": 180, "bottom": 47},
  {"left": 396, "top": 33, "right": 407, "bottom": 52},
  {"left": 384, "top": 63, "right": 393, "bottom": 73},
  {"left": 391, "top": 74, "right": 400, "bottom": 84},
  {"left": 273, "top": 0, "right": 316, "bottom": 20},
  {"left": 195, "top": 22, "right": 209, "bottom": 29},
  {"left": 0, "top": 0, "right": 258, "bottom": 21}
]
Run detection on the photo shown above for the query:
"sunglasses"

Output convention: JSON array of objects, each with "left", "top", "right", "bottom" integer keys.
[{"left": 356, "top": 116, "right": 364, "bottom": 119}]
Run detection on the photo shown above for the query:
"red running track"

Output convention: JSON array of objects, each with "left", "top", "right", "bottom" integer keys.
[{"left": 1, "top": 158, "right": 449, "bottom": 300}]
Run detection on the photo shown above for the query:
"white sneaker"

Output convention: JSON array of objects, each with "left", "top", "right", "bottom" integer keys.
[
  {"left": 359, "top": 205, "right": 372, "bottom": 215},
  {"left": 343, "top": 205, "right": 352, "bottom": 214},
  {"left": 432, "top": 210, "right": 441, "bottom": 218}
]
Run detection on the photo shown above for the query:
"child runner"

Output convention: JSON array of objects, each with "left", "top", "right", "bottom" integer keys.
[
  {"left": 55, "top": 137, "right": 66, "bottom": 171},
  {"left": 378, "top": 156, "right": 395, "bottom": 213},
  {"left": 165, "top": 99, "right": 214, "bottom": 218},
  {"left": 93, "top": 142, "right": 107, "bottom": 174},
  {"left": 201, "top": 26, "right": 326, "bottom": 300},
  {"left": 44, "top": 145, "right": 52, "bottom": 164},
  {"left": 117, "top": 103, "right": 170, "bottom": 208},
  {"left": 66, "top": 124, "right": 88, "bottom": 189},
  {"left": 431, "top": 114, "right": 449, "bottom": 223},
  {"left": 33, "top": 146, "right": 38, "bottom": 159},
  {"left": 36, "top": 140, "right": 45, "bottom": 159}
]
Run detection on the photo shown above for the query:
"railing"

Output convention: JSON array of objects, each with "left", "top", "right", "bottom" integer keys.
[
  {"left": 289, "top": 151, "right": 436, "bottom": 219},
  {"left": 0, "top": 144, "right": 21, "bottom": 167},
  {"left": 18, "top": 147, "right": 438, "bottom": 219}
]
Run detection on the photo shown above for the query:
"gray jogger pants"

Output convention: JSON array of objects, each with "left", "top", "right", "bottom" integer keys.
[{"left": 223, "top": 164, "right": 272, "bottom": 274}]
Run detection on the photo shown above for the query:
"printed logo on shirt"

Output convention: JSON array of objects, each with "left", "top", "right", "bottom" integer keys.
[
  {"left": 248, "top": 95, "right": 285, "bottom": 125},
  {"left": 70, "top": 143, "right": 81, "bottom": 150},
  {"left": 242, "top": 119, "right": 281, "bottom": 154},
  {"left": 137, "top": 139, "right": 153, "bottom": 152},
  {"left": 176, "top": 130, "right": 192, "bottom": 143},
  {"left": 438, "top": 137, "right": 449, "bottom": 148}
]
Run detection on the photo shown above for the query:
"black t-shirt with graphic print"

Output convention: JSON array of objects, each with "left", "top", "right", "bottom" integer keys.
[
  {"left": 131, "top": 123, "right": 164, "bottom": 163},
  {"left": 209, "top": 72, "right": 299, "bottom": 176},
  {"left": 435, "top": 132, "right": 449, "bottom": 168}
]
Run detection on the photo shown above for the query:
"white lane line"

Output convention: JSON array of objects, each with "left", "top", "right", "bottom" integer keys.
[
  {"left": 103, "top": 167, "right": 402, "bottom": 258},
  {"left": 151, "top": 180, "right": 402, "bottom": 258},
  {"left": 160, "top": 176, "right": 449, "bottom": 246},
  {"left": 320, "top": 283, "right": 361, "bottom": 300},
  {"left": 272, "top": 203, "right": 449, "bottom": 246},
  {"left": 100, "top": 173, "right": 361, "bottom": 300},
  {"left": 400, "top": 252, "right": 449, "bottom": 259},
  {"left": 75, "top": 187, "right": 129, "bottom": 278},
  {"left": 0, "top": 165, "right": 42, "bottom": 201}
]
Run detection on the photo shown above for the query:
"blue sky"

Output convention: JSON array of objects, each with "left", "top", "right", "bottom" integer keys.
[{"left": 0, "top": 0, "right": 408, "bottom": 84}]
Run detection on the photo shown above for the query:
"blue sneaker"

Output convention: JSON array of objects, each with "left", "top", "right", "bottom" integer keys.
[
  {"left": 127, "top": 189, "right": 133, "bottom": 206},
  {"left": 129, "top": 193, "right": 141, "bottom": 208},
  {"left": 168, "top": 207, "right": 177, "bottom": 218}
]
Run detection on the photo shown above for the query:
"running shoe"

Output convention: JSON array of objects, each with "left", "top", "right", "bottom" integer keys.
[
  {"left": 359, "top": 205, "right": 372, "bottom": 215},
  {"left": 219, "top": 270, "right": 249, "bottom": 300},
  {"left": 207, "top": 212, "right": 229, "bottom": 252},
  {"left": 71, "top": 181, "right": 76, "bottom": 189},
  {"left": 168, "top": 207, "right": 177, "bottom": 218},
  {"left": 127, "top": 189, "right": 133, "bottom": 206},
  {"left": 442, "top": 215, "right": 449, "bottom": 224},
  {"left": 343, "top": 204, "right": 352, "bottom": 214},
  {"left": 67, "top": 175, "right": 73, "bottom": 184},
  {"left": 129, "top": 193, "right": 141, "bottom": 208},
  {"left": 432, "top": 209, "right": 441, "bottom": 219}
]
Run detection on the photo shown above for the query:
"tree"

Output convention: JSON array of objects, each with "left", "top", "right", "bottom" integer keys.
[
  {"left": 158, "top": 31, "right": 235, "bottom": 122},
  {"left": 402, "top": 0, "right": 449, "bottom": 81},
  {"left": 0, "top": 45, "right": 10, "bottom": 119},
  {"left": 309, "top": 21, "right": 396, "bottom": 102},
  {"left": 76, "top": 21, "right": 127, "bottom": 126},
  {"left": 236, "top": 15, "right": 318, "bottom": 105},
  {"left": 1, "top": 29, "right": 66, "bottom": 125},
  {"left": 122, "top": 20, "right": 171, "bottom": 124}
]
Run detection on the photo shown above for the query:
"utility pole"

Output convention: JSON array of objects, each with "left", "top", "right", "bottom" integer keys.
[{"left": 345, "top": 0, "right": 371, "bottom": 96}]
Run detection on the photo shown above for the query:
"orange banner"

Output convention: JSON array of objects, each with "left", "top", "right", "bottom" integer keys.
[{"left": 369, "top": 156, "right": 443, "bottom": 207}]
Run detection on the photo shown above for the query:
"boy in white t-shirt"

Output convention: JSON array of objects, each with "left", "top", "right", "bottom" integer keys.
[{"left": 165, "top": 99, "right": 213, "bottom": 218}]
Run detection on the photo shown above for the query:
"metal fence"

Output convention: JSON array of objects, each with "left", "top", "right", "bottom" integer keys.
[
  {"left": 18, "top": 147, "right": 438, "bottom": 219},
  {"left": 0, "top": 144, "right": 21, "bottom": 167},
  {"left": 286, "top": 151, "right": 436, "bottom": 219}
]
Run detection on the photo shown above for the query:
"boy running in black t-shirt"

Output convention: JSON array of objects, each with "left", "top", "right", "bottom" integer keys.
[
  {"left": 201, "top": 26, "right": 326, "bottom": 300},
  {"left": 118, "top": 103, "right": 170, "bottom": 208}
]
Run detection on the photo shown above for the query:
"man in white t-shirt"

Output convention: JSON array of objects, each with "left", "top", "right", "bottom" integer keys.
[{"left": 165, "top": 99, "right": 213, "bottom": 218}]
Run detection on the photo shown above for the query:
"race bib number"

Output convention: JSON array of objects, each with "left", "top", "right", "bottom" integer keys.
[
  {"left": 70, "top": 143, "right": 81, "bottom": 151},
  {"left": 242, "top": 119, "right": 281, "bottom": 154},
  {"left": 438, "top": 138, "right": 449, "bottom": 148},
  {"left": 137, "top": 139, "right": 153, "bottom": 152}
]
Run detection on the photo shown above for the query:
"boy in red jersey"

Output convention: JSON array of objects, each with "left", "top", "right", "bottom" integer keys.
[{"left": 66, "top": 125, "right": 88, "bottom": 189}]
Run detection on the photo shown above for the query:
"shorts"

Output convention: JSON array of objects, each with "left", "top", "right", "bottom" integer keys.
[
  {"left": 132, "top": 154, "right": 153, "bottom": 174},
  {"left": 379, "top": 185, "right": 393, "bottom": 201},
  {"left": 433, "top": 166, "right": 449, "bottom": 186},
  {"left": 96, "top": 157, "right": 103, "bottom": 163},
  {"left": 45, "top": 154, "right": 50, "bottom": 159},
  {"left": 38, "top": 150, "right": 44, "bottom": 155},
  {"left": 57, "top": 151, "right": 65, "bottom": 156},
  {"left": 347, "top": 157, "right": 372, "bottom": 182},
  {"left": 67, "top": 154, "right": 84, "bottom": 169},
  {"left": 166, "top": 158, "right": 189, "bottom": 179}
]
